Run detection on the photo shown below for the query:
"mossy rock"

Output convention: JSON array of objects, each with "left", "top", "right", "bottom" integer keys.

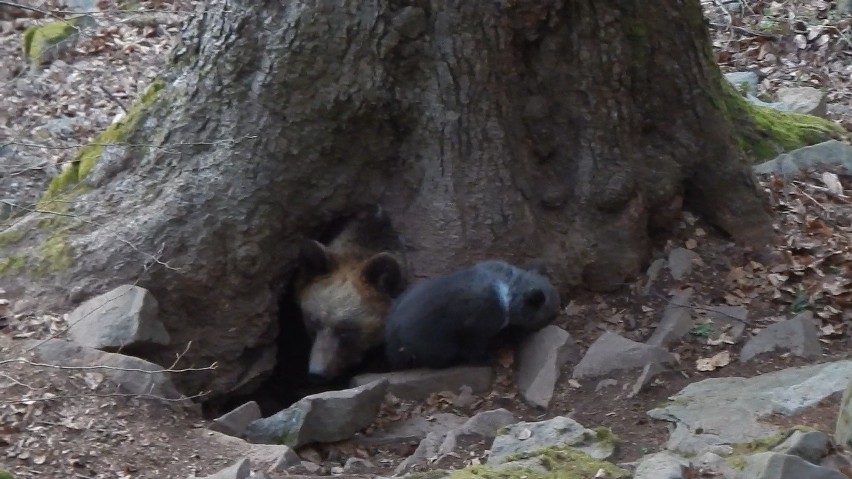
[
  {"left": 21, "top": 16, "right": 96, "bottom": 67},
  {"left": 42, "top": 79, "right": 165, "bottom": 201},
  {"left": 445, "top": 447, "right": 629, "bottom": 479},
  {"left": 720, "top": 80, "right": 845, "bottom": 163},
  {"left": 0, "top": 468, "right": 14, "bottom": 479}
]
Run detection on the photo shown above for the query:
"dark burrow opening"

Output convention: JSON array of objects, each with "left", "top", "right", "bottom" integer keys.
[{"left": 211, "top": 281, "right": 387, "bottom": 418}]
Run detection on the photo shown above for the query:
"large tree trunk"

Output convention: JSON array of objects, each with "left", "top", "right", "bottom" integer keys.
[{"left": 1, "top": 0, "right": 774, "bottom": 399}]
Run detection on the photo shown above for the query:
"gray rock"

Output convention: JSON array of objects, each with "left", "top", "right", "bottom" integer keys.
[
  {"left": 595, "top": 378, "right": 618, "bottom": 392},
  {"left": 573, "top": 332, "right": 677, "bottom": 379},
  {"left": 741, "top": 452, "right": 846, "bottom": 479},
  {"left": 725, "top": 71, "right": 759, "bottom": 96},
  {"left": 351, "top": 366, "right": 492, "bottom": 400},
  {"left": 193, "top": 458, "right": 250, "bottom": 479},
  {"left": 628, "top": 362, "right": 669, "bottom": 398},
  {"left": 394, "top": 430, "right": 445, "bottom": 475},
  {"left": 633, "top": 451, "right": 689, "bottom": 479},
  {"left": 753, "top": 140, "right": 852, "bottom": 178},
  {"left": 705, "top": 305, "right": 748, "bottom": 343},
  {"left": 299, "top": 461, "right": 320, "bottom": 474},
  {"left": 343, "top": 457, "right": 375, "bottom": 473},
  {"left": 648, "top": 361, "right": 852, "bottom": 456},
  {"left": 776, "top": 87, "right": 828, "bottom": 118},
  {"left": 265, "top": 445, "right": 301, "bottom": 473},
  {"left": 66, "top": 285, "right": 170, "bottom": 351},
  {"left": 30, "top": 339, "right": 181, "bottom": 401},
  {"left": 366, "top": 412, "right": 467, "bottom": 444},
  {"left": 210, "top": 401, "right": 262, "bottom": 438},
  {"left": 644, "top": 258, "right": 667, "bottom": 295},
  {"left": 746, "top": 92, "right": 793, "bottom": 112},
  {"left": 488, "top": 416, "right": 615, "bottom": 465},
  {"left": 835, "top": 379, "right": 852, "bottom": 448},
  {"left": 245, "top": 379, "right": 388, "bottom": 447},
  {"left": 740, "top": 311, "right": 821, "bottom": 362},
  {"left": 515, "top": 325, "right": 580, "bottom": 408},
  {"left": 668, "top": 248, "right": 699, "bottom": 281},
  {"left": 647, "top": 289, "right": 694, "bottom": 348},
  {"left": 439, "top": 409, "right": 518, "bottom": 454},
  {"left": 773, "top": 430, "right": 830, "bottom": 464}
]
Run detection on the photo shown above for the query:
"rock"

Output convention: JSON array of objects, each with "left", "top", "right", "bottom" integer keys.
[
  {"left": 742, "top": 452, "right": 846, "bottom": 479},
  {"left": 647, "top": 289, "right": 693, "bottom": 348},
  {"left": 628, "top": 362, "right": 668, "bottom": 398},
  {"left": 394, "top": 430, "right": 446, "bottom": 475},
  {"left": 197, "top": 429, "right": 304, "bottom": 473},
  {"left": 343, "top": 457, "right": 375, "bottom": 474},
  {"left": 740, "top": 311, "right": 821, "bottom": 362},
  {"left": 643, "top": 258, "right": 667, "bottom": 295},
  {"left": 66, "top": 284, "right": 170, "bottom": 352},
  {"left": 21, "top": 16, "right": 97, "bottom": 68},
  {"left": 776, "top": 87, "right": 828, "bottom": 118},
  {"left": 29, "top": 339, "right": 181, "bottom": 401},
  {"left": 668, "top": 248, "right": 699, "bottom": 281},
  {"left": 364, "top": 412, "right": 467, "bottom": 444},
  {"left": 488, "top": 416, "right": 615, "bottom": 465},
  {"left": 773, "top": 430, "right": 831, "bottom": 464},
  {"left": 299, "top": 461, "right": 320, "bottom": 474},
  {"left": 192, "top": 458, "right": 250, "bottom": 479},
  {"left": 350, "top": 366, "right": 493, "bottom": 400},
  {"left": 515, "top": 325, "right": 581, "bottom": 408},
  {"left": 724, "top": 71, "right": 759, "bottom": 96},
  {"left": 746, "top": 92, "right": 793, "bottom": 112},
  {"left": 648, "top": 360, "right": 852, "bottom": 456},
  {"left": 633, "top": 451, "right": 689, "bottom": 479},
  {"left": 439, "top": 409, "right": 518, "bottom": 454},
  {"left": 835, "top": 380, "right": 852, "bottom": 448},
  {"left": 573, "top": 332, "right": 677, "bottom": 379},
  {"left": 265, "top": 446, "right": 301, "bottom": 473},
  {"left": 595, "top": 378, "right": 618, "bottom": 392},
  {"left": 753, "top": 140, "right": 852, "bottom": 178},
  {"left": 209, "top": 401, "right": 262, "bottom": 438},
  {"left": 245, "top": 379, "right": 388, "bottom": 447},
  {"left": 704, "top": 305, "right": 748, "bottom": 343}
]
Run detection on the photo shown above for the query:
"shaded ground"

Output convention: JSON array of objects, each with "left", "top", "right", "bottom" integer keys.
[{"left": 2, "top": 1, "right": 852, "bottom": 478}]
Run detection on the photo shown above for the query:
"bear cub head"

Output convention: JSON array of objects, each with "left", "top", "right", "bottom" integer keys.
[{"left": 295, "top": 237, "right": 403, "bottom": 382}]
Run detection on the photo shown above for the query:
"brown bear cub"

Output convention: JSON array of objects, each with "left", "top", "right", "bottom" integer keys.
[
  {"left": 295, "top": 208, "right": 406, "bottom": 382},
  {"left": 384, "top": 260, "right": 561, "bottom": 370}
]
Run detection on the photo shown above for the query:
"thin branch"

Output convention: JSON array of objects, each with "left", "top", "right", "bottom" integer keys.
[
  {"left": 0, "top": 358, "right": 218, "bottom": 374},
  {"left": 5, "top": 390, "right": 210, "bottom": 404}
]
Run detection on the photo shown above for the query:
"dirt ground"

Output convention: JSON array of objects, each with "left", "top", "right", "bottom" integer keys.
[{"left": 2, "top": 1, "right": 852, "bottom": 478}]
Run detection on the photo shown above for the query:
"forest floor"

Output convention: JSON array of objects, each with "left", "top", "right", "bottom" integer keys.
[{"left": 1, "top": 1, "right": 852, "bottom": 478}]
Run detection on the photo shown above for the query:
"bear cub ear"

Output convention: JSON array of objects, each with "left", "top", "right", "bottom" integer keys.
[
  {"left": 524, "top": 289, "right": 547, "bottom": 310},
  {"left": 361, "top": 253, "right": 403, "bottom": 297},
  {"left": 299, "top": 240, "right": 335, "bottom": 279}
]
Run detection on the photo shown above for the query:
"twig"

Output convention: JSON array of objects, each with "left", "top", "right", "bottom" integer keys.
[
  {"left": 5, "top": 390, "right": 210, "bottom": 404},
  {"left": 99, "top": 85, "right": 129, "bottom": 113},
  {"left": 0, "top": 358, "right": 218, "bottom": 374},
  {"left": 793, "top": 182, "right": 829, "bottom": 211}
]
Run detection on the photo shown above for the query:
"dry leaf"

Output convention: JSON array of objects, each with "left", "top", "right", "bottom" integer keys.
[{"left": 696, "top": 351, "right": 731, "bottom": 372}]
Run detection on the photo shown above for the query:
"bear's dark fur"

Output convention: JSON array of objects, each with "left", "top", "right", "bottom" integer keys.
[
  {"left": 384, "top": 260, "right": 561, "bottom": 369},
  {"left": 295, "top": 207, "right": 407, "bottom": 381}
]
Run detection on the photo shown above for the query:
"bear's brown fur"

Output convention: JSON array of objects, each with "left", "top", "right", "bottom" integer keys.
[{"left": 294, "top": 207, "right": 405, "bottom": 381}]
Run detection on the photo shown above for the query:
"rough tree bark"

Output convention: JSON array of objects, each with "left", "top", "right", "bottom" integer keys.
[{"left": 1, "top": 0, "right": 775, "bottom": 399}]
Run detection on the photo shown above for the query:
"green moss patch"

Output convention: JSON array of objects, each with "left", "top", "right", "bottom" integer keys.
[
  {"left": 0, "top": 228, "right": 26, "bottom": 246},
  {"left": 0, "top": 255, "right": 27, "bottom": 275},
  {"left": 43, "top": 80, "right": 165, "bottom": 200},
  {"left": 720, "top": 81, "right": 844, "bottom": 163},
  {"left": 33, "top": 233, "right": 74, "bottom": 276},
  {"left": 449, "top": 447, "right": 629, "bottom": 479},
  {"left": 22, "top": 21, "right": 76, "bottom": 65}
]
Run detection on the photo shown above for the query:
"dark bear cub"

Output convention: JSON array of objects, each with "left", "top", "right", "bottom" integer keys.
[
  {"left": 384, "top": 260, "right": 561, "bottom": 370},
  {"left": 295, "top": 207, "right": 407, "bottom": 382}
]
